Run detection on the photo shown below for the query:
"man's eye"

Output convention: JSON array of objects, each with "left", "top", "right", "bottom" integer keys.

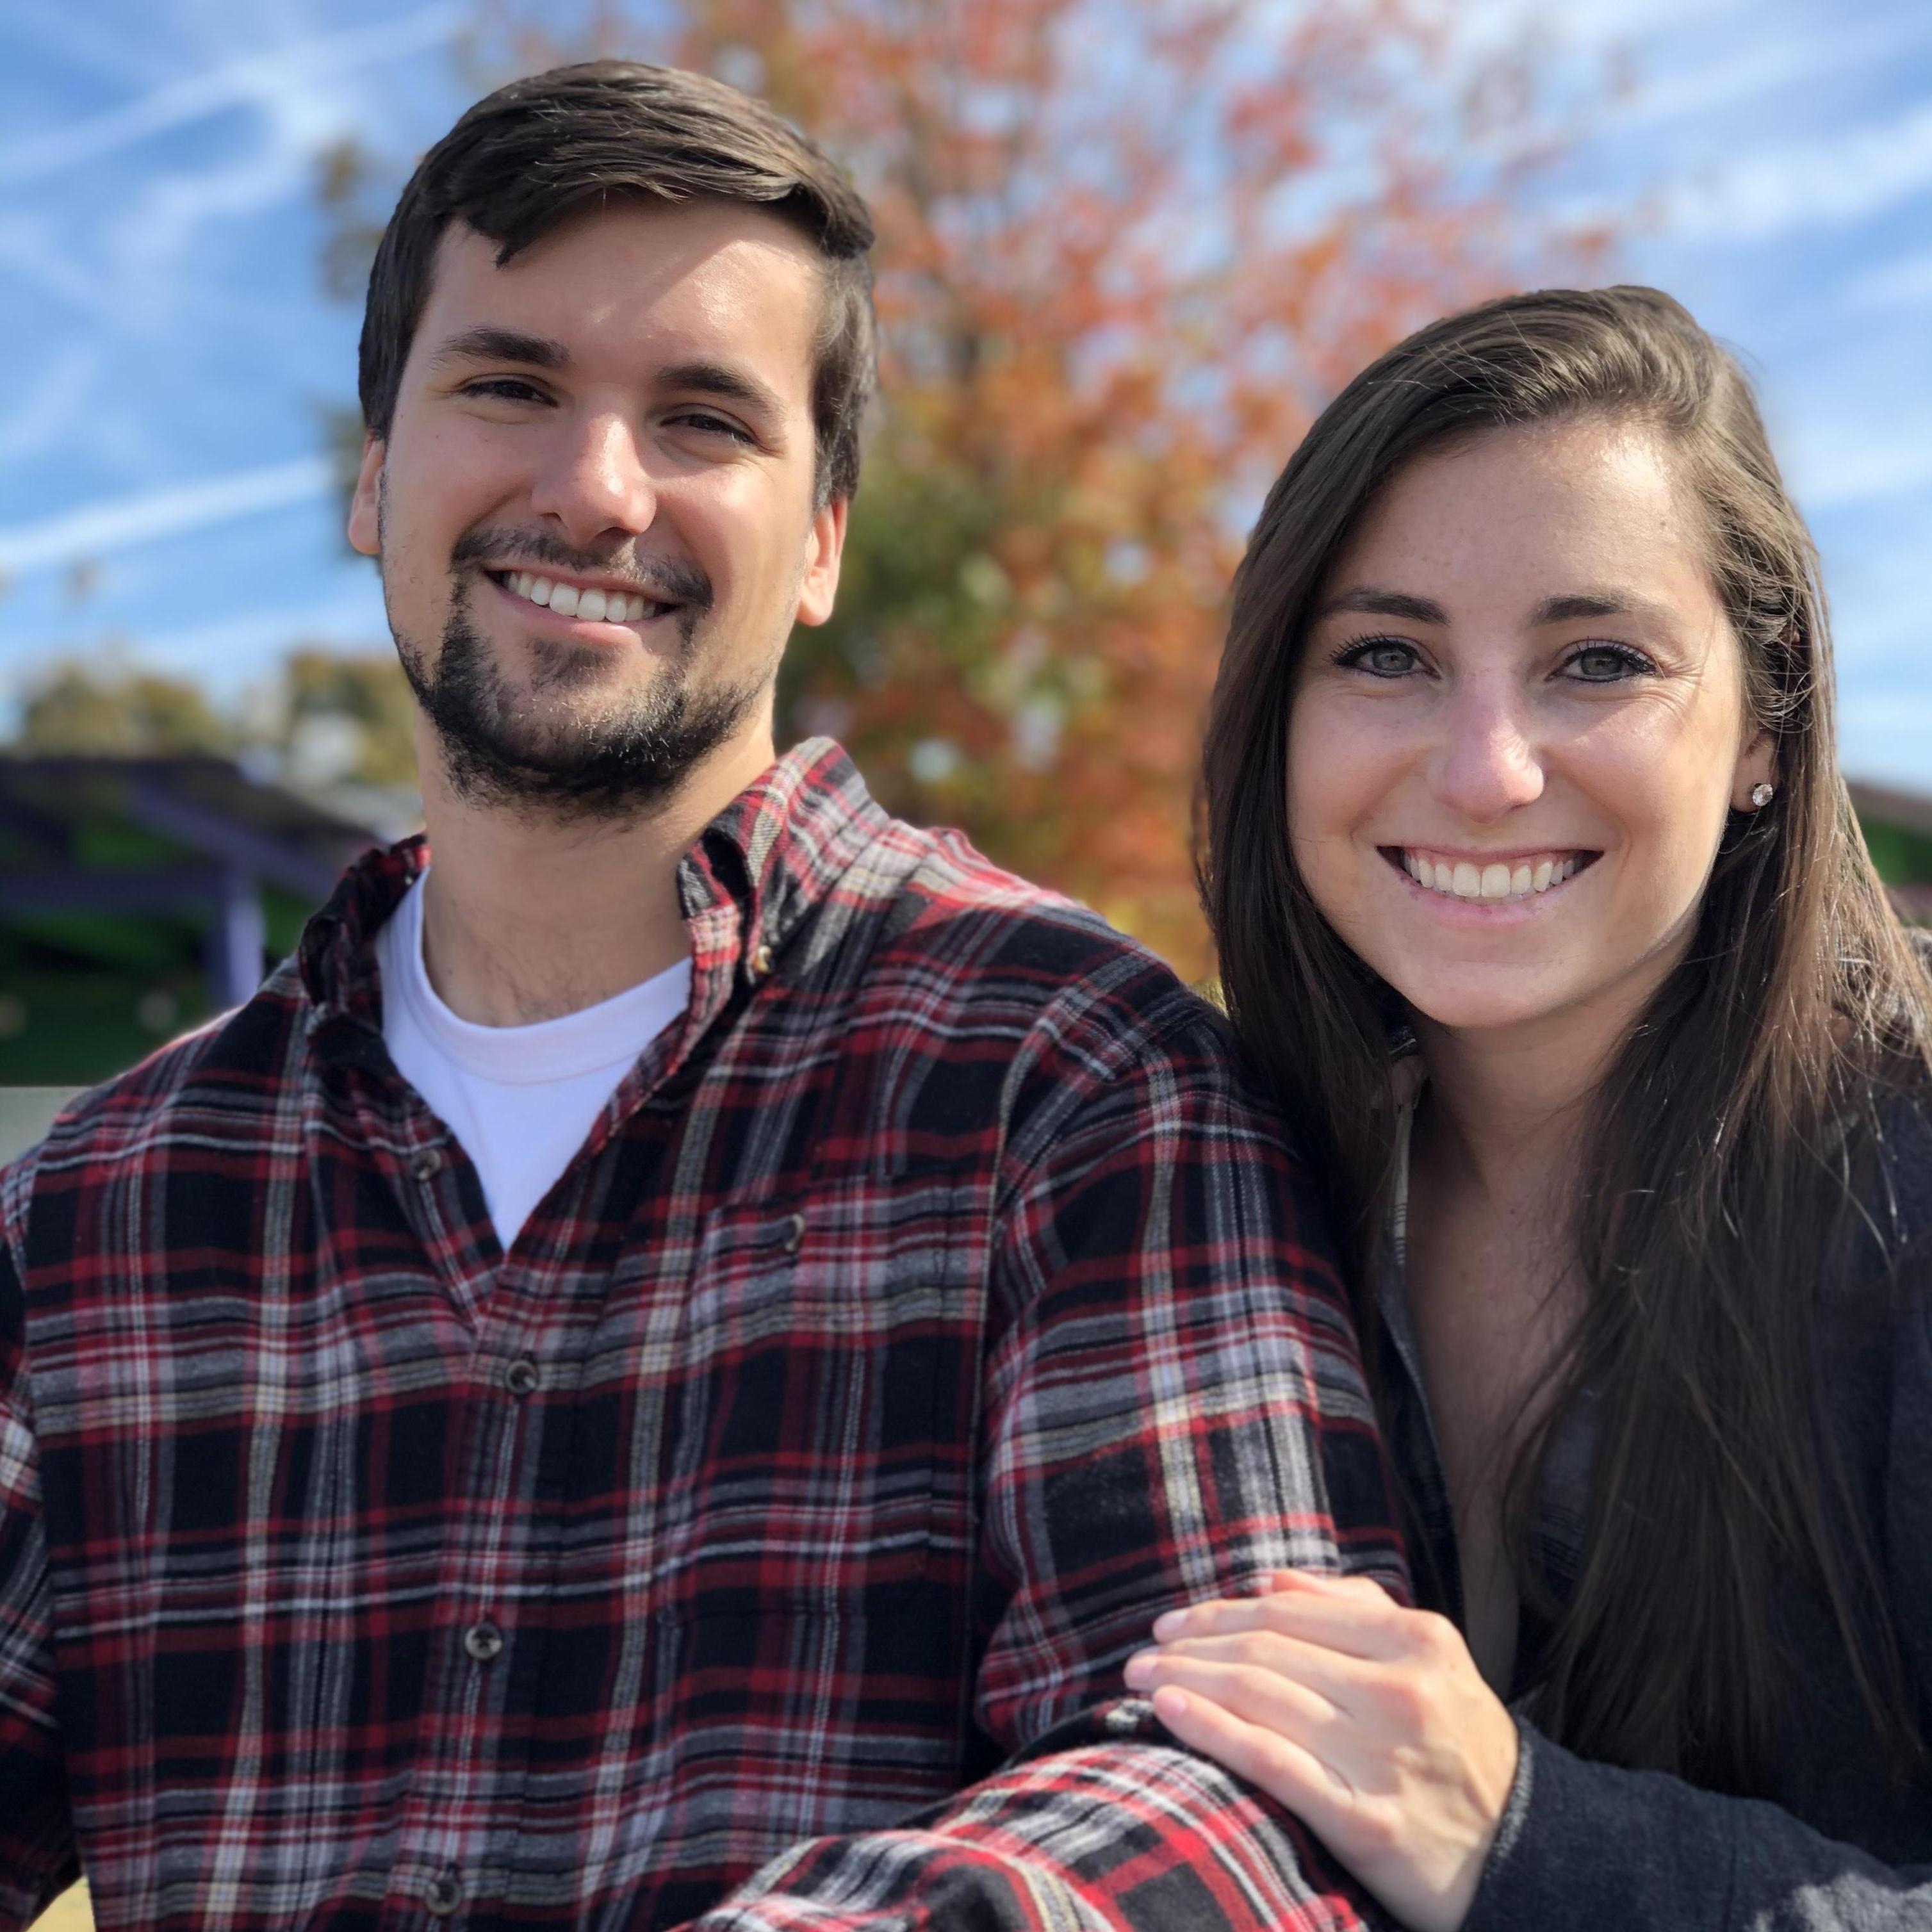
[
  {"left": 463, "top": 379, "right": 548, "bottom": 404},
  {"left": 1336, "top": 637, "right": 1423, "bottom": 678},
  {"left": 673, "top": 411, "right": 752, "bottom": 443},
  {"left": 1566, "top": 643, "right": 1653, "bottom": 683}
]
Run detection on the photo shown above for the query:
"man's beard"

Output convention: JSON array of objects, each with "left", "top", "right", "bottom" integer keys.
[{"left": 391, "top": 532, "right": 762, "bottom": 825}]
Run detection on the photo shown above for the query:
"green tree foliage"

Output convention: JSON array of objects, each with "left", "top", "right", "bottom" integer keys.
[
  {"left": 8, "top": 650, "right": 419, "bottom": 794},
  {"left": 17, "top": 661, "right": 234, "bottom": 757},
  {"left": 319, "top": 0, "right": 1610, "bottom": 970},
  {"left": 277, "top": 648, "right": 418, "bottom": 788}
]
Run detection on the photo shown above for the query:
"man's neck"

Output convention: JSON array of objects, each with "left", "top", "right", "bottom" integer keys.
[{"left": 413, "top": 724, "right": 778, "bottom": 1027}]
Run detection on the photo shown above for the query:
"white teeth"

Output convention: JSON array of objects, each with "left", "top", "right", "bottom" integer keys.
[
  {"left": 1401, "top": 849, "right": 1587, "bottom": 902},
  {"left": 501, "top": 572, "right": 655, "bottom": 622}
]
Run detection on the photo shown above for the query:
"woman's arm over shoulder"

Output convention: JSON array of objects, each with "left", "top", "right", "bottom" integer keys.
[{"left": 1471, "top": 1723, "right": 1932, "bottom": 1932}]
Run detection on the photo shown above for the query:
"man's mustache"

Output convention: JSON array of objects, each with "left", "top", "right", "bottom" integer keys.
[{"left": 451, "top": 528, "right": 713, "bottom": 610}]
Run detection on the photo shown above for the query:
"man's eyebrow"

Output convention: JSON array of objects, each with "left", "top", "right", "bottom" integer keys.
[
  {"left": 657, "top": 360, "right": 785, "bottom": 423},
  {"left": 427, "top": 327, "right": 569, "bottom": 372},
  {"left": 1316, "top": 587, "right": 1449, "bottom": 625}
]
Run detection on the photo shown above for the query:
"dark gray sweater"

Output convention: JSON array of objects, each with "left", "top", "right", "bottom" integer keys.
[{"left": 1379, "top": 1094, "right": 1932, "bottom": 1929}]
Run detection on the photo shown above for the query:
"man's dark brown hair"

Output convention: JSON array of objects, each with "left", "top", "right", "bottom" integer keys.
[{"left": 358, "top": 60, "right": 877, "bottom": 506}]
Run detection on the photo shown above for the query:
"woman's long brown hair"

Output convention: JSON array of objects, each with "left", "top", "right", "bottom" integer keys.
[{"left": 1200, "top": 285, "right": 1932, "bottom": 1792}]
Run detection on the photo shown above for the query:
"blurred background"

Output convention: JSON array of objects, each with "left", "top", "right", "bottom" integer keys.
[
  {"left": 2, "top": 4, "right": 1931, "bottom": 1924},
  {"left": 1, "top": 0, "right": 1929, "bottom": 1100}
]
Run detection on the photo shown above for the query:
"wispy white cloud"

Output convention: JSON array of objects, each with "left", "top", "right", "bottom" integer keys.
[
  {"left": 0, "top": 347, "right": 101, "bottom": 463},
  {"left": 119, "top": 579, "right": 389, "bottom": 689},
  {"left": 0, "top": 6, "right": 461, "bottom": 186},
  {"left": 0, "top": 211, "right": 115, "bottom": 318},
  {"left": 0, "top": 457, "right": 335, "bottom": 576},
  {"left": 1843, "top": 247, "right": 1932, "bottom": 309},
  {"left": 1838, "top": 688, "right": 1932, "bottom": 789},
  {"left": 1617, "top": 13, "right": 1932, "bottom": 126},
  {"left": 1797, "top": 440, "right": 1932, "bottom": 508},
  {"left": 1664, "top": 97, "right": 1932, "bottom": 242}
]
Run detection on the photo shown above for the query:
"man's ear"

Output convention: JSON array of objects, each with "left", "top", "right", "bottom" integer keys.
[
  {"left": 793, "top": 496, "right": 849, "bottom": 628},
  {"left": 1731, "top": 728, "right": 1776, "bottom": 811},
  {"left": 347, "top": 436, "right": 385, "bottom": 558}
]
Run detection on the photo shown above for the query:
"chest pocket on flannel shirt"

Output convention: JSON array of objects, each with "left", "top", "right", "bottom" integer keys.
[{"left": 657, "top": 1167, "right": 982, "bottom": 1620}]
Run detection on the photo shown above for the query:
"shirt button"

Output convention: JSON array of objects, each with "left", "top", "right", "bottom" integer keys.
[
  {"left": 504, "top": 1357, "right": 539, "bottom": 1398},
  {"left": 749, "top": 941, "right": 774, "bottom": 979},
  {"left": 411, "top": 1147, "right": 443, "bottom": 1181},
  {"left": 463, "top": 1620, "right": 503, "bottom": 1663},
  {"left": 423, "top": 1871, "right": 461, "bottom": 1917},
  {"left": 780, "top": 1212, "right": 806, "bottom": 1255}
]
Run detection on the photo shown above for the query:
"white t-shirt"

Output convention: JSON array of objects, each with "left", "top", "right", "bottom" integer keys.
[{"left": 375, "top": 874, "right": 691, "bottom": 1252}]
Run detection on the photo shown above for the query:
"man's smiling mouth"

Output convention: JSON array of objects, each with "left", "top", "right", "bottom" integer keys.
[{"left": 486, "top": 568, "right": 676, "bottom": 625}]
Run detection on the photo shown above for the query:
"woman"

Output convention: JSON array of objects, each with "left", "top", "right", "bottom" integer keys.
[{"left": 1124, "top": 286, "right": 1932, "bottom": 1928}]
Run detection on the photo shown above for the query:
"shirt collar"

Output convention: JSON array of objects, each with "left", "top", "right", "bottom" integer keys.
[{"left": 299, "top": 737, "right": 887, "bottom": 1044}]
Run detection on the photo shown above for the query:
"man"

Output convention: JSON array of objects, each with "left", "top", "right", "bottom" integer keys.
[{"left": 0, "top": 61, "right": 1402, "bottom": 1932}]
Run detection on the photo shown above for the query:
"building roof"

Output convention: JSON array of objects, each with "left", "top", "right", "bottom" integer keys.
[
  {"left": 1849, "top": 778, "right": 1932, "bottom": 843},
  {"left": 0, "top": 754, "right": 383, "bottom": 913}
]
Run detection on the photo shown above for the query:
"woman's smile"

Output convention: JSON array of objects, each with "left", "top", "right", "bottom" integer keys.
[
  {"left": 1384, "top": 845, "right": 1599, "bottom": 908},
  {"left": 1286, "top": 414, "right": 1764, "bottom": 1040}
]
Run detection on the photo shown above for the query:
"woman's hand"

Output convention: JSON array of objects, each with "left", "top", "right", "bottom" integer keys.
[{"left": 1122, "top": 1569, "right": 1519, "bottom": 1932}]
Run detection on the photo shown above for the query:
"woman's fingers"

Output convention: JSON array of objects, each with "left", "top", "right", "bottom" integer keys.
[
  {"left": 1151, "top": 1575, "right": 1434, "bottom": 1665},
  {"left": 1126, "top": 1641, "right": 1352, "bottom": 1741},
  {"left": 1263, "top": 1567, "right": 1401, "bottom": 1607},
  {"left": 1133, "top": 1627, "right": 1444, "bottom": 1738},
  {"left": 1148, "top": 1683, "right": 1352, "bottom": 1808}
]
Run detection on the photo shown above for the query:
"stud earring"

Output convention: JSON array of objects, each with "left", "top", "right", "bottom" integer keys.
[{"left": 1749, "top": 782, "right": 1775, "bottom": 808}]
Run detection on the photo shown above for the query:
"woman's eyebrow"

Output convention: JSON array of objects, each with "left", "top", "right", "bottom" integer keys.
[
  {"left": 1531, "top": 590, "right": 1674, "bottom": 625},
  {"left": 1316, "top": 587, "right": 1448, "bottom": 624},
  {"left": 1533, "top": 592, "right": 1624, "bottom": 623}
]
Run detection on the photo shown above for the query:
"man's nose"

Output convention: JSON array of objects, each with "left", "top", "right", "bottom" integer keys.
[
  {"left": 1429, "top": 681, "right": 1546, "bottom": 822},
  {"left": 528, "top": 410, "right": 657, "bottom": 546}
]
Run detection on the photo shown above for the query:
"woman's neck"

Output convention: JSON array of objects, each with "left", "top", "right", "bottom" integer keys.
[{"left": 1412, "top": 992, "right": 1639, "bottom": 1211}]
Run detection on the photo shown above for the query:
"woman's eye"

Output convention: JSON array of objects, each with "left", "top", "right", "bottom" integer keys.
[
  {"left": 1565, "top": 643, "right": 1652, "bottom": 683},
  {"left": 1338, "top": 638, "right": 1423, "bottom": 678}
]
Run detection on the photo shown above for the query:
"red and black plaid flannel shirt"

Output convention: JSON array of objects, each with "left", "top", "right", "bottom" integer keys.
[{"left": 0, "top": 739, "right": 1405, "bottom": 1932}]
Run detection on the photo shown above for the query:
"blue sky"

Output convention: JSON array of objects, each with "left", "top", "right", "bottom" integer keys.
[{"left": 1, "top": 0, "right": 1928, "bottom": 787}]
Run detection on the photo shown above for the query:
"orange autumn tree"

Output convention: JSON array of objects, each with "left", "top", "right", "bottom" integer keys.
[{"left": 345, "top": 0, "right": 1606, "bottom": 974}]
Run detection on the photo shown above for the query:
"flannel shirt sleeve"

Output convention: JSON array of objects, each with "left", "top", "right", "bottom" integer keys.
[
  {"left": 687, "top": 1004, "right": 1405, "bottom": 1932},
  {"left": 0, "top": 1159, "right": 80, "bottom": 1931}
]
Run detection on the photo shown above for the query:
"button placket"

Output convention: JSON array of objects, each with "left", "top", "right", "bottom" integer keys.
[{"left": 463, "top": 1619, "right": 504, "bottom": 1664}]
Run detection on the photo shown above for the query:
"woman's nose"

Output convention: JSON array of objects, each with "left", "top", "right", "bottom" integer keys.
[
  {"left": 1429, "top": 685, "right": 1546, "bottom": 822},
  {"left": 529, "top": 411, "right": 657, "bottom": 546}
]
